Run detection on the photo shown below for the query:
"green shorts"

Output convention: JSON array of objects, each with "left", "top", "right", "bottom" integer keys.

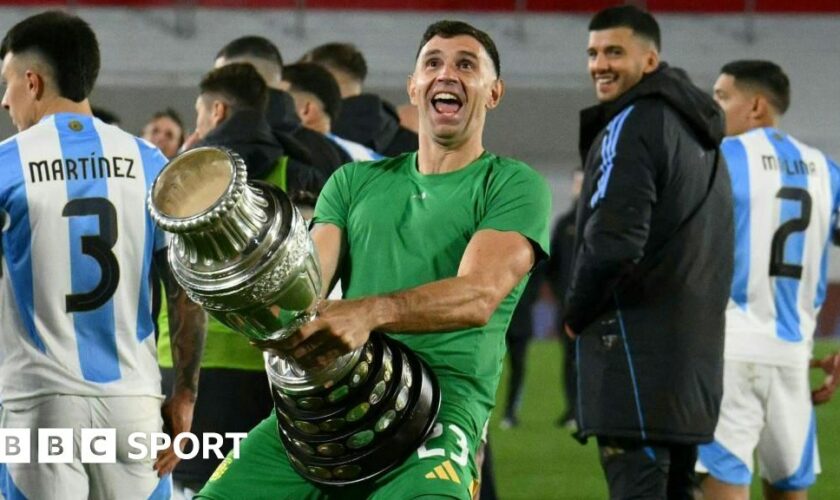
[{"left": 195, "top": 411, "right": 479, "bottom": 500}]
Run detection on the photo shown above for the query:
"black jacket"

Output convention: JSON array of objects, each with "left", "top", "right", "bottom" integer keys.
[
  {"left": 196, "top": 109, "right": 324, "bottom": 199},
  {"left": 566, "top": 64, "right": 734, "bottom": 444},
  {"left": 332, "top": 94, "right": 418, "bottom": 157},
  {"left": 266, "top": 89, "right": 346, "bottom": 178}
]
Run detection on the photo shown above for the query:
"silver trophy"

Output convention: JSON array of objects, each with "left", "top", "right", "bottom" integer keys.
[{"left": 148, "top": 147, "right": 440, "bottom": 485}]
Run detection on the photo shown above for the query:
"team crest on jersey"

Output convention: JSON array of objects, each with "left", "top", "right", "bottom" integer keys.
[
  {"left": 68, "top": 120, "right": 83, "bottom": 132},
  {"left": 423, "top": 459, "right": 461, "bottom": 484}
]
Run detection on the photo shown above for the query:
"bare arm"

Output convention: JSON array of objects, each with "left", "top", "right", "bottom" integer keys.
[
  {"left": 153, "top": 249, "right": 206, "bottom": 476},
  {"left": 156, "top": 249, "right": 206, "bottom": 397},
  {"left": 369, "top": 229, "right": 535, "bottom": 331},
  {"left": 277, "top": 229, "right": 535, "bottom": 367},
  {"left": 311, "top": 222, "right": 345, "bottom": 299}
]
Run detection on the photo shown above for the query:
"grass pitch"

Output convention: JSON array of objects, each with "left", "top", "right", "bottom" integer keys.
[{"left": 489, "top": 338, "right": 840, "bottom": 499}]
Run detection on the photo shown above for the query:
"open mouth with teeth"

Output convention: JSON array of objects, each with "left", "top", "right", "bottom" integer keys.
[
  {"left": 431, "top": 92, "right": 463, "bottom": 115},
  {"left": 594, "top": 73, "right": 618, "bottom": 91}
]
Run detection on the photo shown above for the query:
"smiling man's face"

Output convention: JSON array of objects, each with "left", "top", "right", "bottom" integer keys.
[
  {"left": 409, "top": 34, "right": 502, "bottom": 147},
  {"left": 587, "top": 27, "right": 658, "bottom": 103}
]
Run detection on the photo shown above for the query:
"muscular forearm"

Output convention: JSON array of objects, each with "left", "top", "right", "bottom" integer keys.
[
  {"left": 167, "top": 288, "right": 206, "bottom": 398},
  {"left": 364, "top": 273, "right": 511, "bottom": 334}
]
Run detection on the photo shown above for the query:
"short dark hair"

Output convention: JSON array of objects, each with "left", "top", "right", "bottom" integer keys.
[
  {"left": 199, "top": 63, "right": 268, "bottom": 113},
  {"left": 215, "top": 36, "right": 283, "bottom": 70},
  {"left": 300, "top": 42, "right": 368, "bottom": 84},
  {"left": 283, "top": 63, "right": 342, "bottom": 123},
  {"left": 0, "top": 11, "right": 100, "bottom": 102},
  {"left": 589, "top": 5, "right": 661, "bottom": 51},
  {"left": 721, "top": 60, "right": 790, "bottom": 115},
  {"left": 151, "top": 107, "right": 185, "bottom": 132},
  {"left": 416, "top": 20, "right": 500, "bottom": 78}
]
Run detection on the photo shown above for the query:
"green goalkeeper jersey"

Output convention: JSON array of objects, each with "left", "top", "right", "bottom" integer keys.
[{"left": 313, "top": 151, "right": 551, "bottom": 441}]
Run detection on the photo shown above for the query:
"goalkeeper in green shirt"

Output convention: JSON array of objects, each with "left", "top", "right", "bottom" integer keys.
[{"left": 198, "top": 19, "right": 551, "bottom": 500}]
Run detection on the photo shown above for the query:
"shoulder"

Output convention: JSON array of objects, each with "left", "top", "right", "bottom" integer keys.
[
  {"left": 0, "top": 118, "right": 56, "bottom": 164},
  {"left": 483, "top": 154, "right": 551, "bottom": 198},
  {"left": 602, "top": 100, "right": 662, "bottom": 147},
  {"left": 623, "top": 97, "right": 663, "bottom": 122},
  {"left": 485, "top": 155, "right": 544, "bottom": 183},
  {"left": 0, "top": 133, "right": 19, "bottom": 160},
  {"left": 336, "top": 153, "right": 411, "bottom": 179},
  {"left": 134, "top": 134, "right": 167, "bottom": 159},
  {"left": 787, "top": 135, "right": 840, "bottom": 186},
  {"left": 786, "top": 132, "right": 832, "bottom": 163},
  {"left": 132, "top": 134, "right": 169, "bottom": 171},
  {"left": 322, "top": 154, "right": 409, "bottom": 198}
]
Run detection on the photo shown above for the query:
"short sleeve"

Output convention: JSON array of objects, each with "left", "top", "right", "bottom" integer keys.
[
  {"left": 313, "top": 163, "right": 355, "bottom": 229},
  {"left": 477, "top": 162, "right": 552, "bottom": 261}
]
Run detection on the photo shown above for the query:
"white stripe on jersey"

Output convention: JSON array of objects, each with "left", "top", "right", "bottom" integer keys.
[
  {"left": 725, "top": 128, "right": 838, "bottom": 367},
  {"left": 16, "top": 116, "right": 82, "bottom": 377},
  {"left": 94, "top": 120, "right": 159, "bottom": 382},
  {"left": 0, "top": 114, "right": 166, "bottom": 407}
]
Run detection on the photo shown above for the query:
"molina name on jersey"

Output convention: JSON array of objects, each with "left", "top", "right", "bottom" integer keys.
[{"left": 725, "top": 127, "right": 840, "bottom": 367}]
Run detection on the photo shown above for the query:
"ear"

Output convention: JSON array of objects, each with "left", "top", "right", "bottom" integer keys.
[
  {"left": 211, "top": 100, "right": 227, "bottom": 126},
  {"left": 751, "top": 94, "right": 770, "bottom": 121},
  {"left": 643, "top": 48, "right": 660, "bottom": 74},
  {"left": 24, "top": 69, "right": 44, "bottom": 100},
  {"left": 485, "top": 78, "right": 505, "bottom": 110},
  {"left": 299, "top": 100, "right": 315, "bottom": 121},
  {"left": 407, "top": 74, "right": 418, "bottom": 106}
]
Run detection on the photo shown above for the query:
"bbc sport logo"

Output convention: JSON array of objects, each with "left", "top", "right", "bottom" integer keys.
[{"left": 0, "top": 429, "right": 247, "bottom": 463}]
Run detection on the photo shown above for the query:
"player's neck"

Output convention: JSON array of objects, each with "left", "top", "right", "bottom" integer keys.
[
  {"left": 336, "top": 74, "right": 361, "bottom": 98},
  {"left": 758, "top": 116, "right": 780, "bottom": 130},
  {"left": 38, "top": 97, "right": 93, "bottom": 121},
  {"left": 416, "top": 133, "right": 485, "bottom": 175}
]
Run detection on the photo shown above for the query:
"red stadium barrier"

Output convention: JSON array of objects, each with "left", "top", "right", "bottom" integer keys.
[{"left": 0, "top": 0, "right": 837, "bottom": 12}]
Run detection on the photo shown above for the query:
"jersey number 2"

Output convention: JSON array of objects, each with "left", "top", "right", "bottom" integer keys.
[
  {"left": 62, "top": 198, "right": 121, "bottom": 312},
  {"left": 770, "top": 187, "right": 812, "bottom": 279}
]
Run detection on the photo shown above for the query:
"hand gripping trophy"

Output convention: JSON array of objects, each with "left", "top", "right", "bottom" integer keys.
[{"left": 148, "top": 147, "right": 440, "bottom": 485}]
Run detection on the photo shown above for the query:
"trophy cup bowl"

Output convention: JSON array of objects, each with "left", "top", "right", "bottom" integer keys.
[{"left": 148, "top": 147, "right": 440, "bottom": 485}]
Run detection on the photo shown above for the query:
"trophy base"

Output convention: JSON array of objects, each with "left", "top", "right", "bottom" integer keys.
[{"left": 270, "top": 334, "right": 441, "bottom": 486}]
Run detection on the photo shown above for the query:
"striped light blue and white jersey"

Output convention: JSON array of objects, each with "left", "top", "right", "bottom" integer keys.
[
  {"left": 327, "top": 133, "right": 383, "bottom": 162},
  {"left": 725, "top": 127, "right": 840, "bottom": 367},
  {"left": 0, "top": 113, "right": 168, "bottom": 407}
]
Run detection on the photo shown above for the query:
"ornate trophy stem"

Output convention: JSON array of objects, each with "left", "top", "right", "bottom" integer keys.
[{"left": 148, "top": 147, "right": 440, "bottom": 486}]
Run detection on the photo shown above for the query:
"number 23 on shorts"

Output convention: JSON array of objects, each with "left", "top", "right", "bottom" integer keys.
[{"left": 417, "top": 422, "right": 470, "bottom": 467}]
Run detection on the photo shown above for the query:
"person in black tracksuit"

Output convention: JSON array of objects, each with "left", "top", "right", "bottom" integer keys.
[
  {"left": 299, "top": 42, "right": 419, "bottom": 157},
  {"left": 265, "top": 88, "right": 349, "bottom": 177},
  {"left": 213, "top": 36, "right": 347, "bottom": 180},
  {"left": 194, "top": 67, "right": 324, "bottom": 200},
  {"left": 564, "top": 7, "right": 733, "bottom": 499},
  {"left": 331, "top": 94, "right": 418, "bottom": 157},
  {"left": 197, "top": 93, "right": 324, "bottom": 198}
]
